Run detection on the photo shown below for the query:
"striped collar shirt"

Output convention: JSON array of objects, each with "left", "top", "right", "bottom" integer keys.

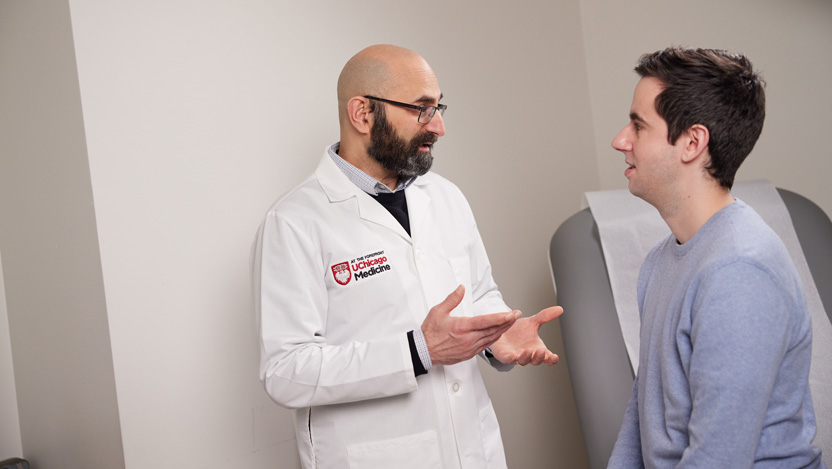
[{"left": 327, "top": 142, "right": 415, "bottom": 195}]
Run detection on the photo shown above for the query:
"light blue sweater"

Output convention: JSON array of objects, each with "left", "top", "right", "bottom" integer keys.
[{"left": 609, "top": 200, "right": 824, "bottom": 468}]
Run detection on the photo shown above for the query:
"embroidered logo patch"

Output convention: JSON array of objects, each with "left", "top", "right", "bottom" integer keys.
[
  {"left": 331, "top": 262, "right": 351, "bottom": 285},
  {"left": 331, "top": 250, "right": 392, "bottom": 286}
]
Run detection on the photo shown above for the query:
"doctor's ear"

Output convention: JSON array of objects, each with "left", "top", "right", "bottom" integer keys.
[
  {"left": 681, "top": 124, "right": 710, "bottom": 164},
  {"left": 347, "top": 97, "right": 373, "bottom": 135}
]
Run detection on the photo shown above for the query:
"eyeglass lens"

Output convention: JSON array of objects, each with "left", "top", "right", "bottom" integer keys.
[{"left": 418, "top": 106, "right": 444, "bottom": 124}]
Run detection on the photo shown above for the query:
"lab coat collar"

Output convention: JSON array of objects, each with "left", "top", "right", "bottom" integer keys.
[
  {"left": 315, "top": 147, "right": 431, "bottom": 242},
  {"left": 405, "top": 178, "right": 430, "bottom": 242}
]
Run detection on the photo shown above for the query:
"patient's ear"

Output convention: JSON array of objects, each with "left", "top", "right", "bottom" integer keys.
[{"left": 681, "top": 124, "right": 709, "bottom": 164}]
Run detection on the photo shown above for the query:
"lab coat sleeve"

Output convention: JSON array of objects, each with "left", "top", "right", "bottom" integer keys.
[
  {"left": 466, "top": 218, "right": 515, "bottom": 371},
  {"left": 466, "top": 221, "right": 511, "bottom": 318},
  {"left": 252, "top": 211, "right": 418, "bottom": 410}
]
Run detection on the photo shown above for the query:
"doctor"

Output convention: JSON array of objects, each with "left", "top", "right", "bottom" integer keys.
[
  {"left": 251, "top": 44, "right": 562, "bottom": 468},
  {"left": 252, "top": 45, "right": 563, "bottom": 469}
]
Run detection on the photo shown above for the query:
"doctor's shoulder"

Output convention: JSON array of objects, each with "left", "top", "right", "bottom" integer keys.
[{"left": 262, "top": 174, "right": 327, "bottom": 217}]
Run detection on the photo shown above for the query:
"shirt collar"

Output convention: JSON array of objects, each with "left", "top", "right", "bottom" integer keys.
[{"left": 328, "top": 142, "right": 415, "bottom": 195}]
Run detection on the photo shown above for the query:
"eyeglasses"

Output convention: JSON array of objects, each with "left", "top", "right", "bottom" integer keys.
[{"left": 364, "top": 96, "right": 447, "bottom": 124}]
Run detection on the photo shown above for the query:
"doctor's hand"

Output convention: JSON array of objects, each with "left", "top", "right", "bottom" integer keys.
[
  {"left": 421, "top": 285, "right": 520, "bottom": 366},
  {"left": 489, "top": 306, "right": 563, "bottom": 366}
]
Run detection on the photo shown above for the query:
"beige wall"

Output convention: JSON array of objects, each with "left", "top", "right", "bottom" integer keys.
[
  {"left": 0, "top": 0, "right": 124, "bottom": 467},
  {"left": 66, "top": 0, "right": 593, "bottom": 467},
  {"left": 1, "top": 0, "right": 829, "bottom": 468}
]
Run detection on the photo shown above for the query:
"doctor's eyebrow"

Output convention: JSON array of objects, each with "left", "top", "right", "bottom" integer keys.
[{"left": 415, "top": 93, "right": 444, "bottom": 105}]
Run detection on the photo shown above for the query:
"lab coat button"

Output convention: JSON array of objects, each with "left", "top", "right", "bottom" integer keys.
[
  {"left": 415, "top": 249, "right": 424, "bottom": 261},
  {"left": 452, "top": 382, "right": 460, "bottom": 393}
]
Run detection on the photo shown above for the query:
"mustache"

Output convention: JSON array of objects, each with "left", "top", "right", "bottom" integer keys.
[{"left": 414, "top": 133, "right": 438, "bottom": 146}]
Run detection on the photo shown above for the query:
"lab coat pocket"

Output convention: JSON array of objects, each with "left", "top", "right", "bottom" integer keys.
[
  {"left": 449, "top": 256, "right": 474, "bottom": 317},
  {"left": 346, "top": 430, "right": 441, "bottom": 469}
]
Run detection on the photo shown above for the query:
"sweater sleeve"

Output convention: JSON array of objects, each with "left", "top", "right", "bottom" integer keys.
[
  {"left": 680, "top": 261, "right": 792, "bottom": 467},
  {"left": 608, "top": 376, "right": 644, "bottom": 468}
]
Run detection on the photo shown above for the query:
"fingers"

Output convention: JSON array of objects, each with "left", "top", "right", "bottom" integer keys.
[
  {"left": 474, "top": 321, "right": 515, "bottom": 351},
  {"left": 466, "top": 310, "right": 520, "bottom": 331},
  {"left": 529, "top": 349, "right": 557, "bottom": 366},
  {"left": 515, "top": 349, "right": 558, "bottom": 366},
  {"left": 544, "top": 352, "right": 559, "bottom": 365},
  {"left": 529, "top": 350, "right": 544, "bottom": 366}
]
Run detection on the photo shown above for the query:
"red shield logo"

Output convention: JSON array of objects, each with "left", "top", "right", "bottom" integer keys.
[{"left": 331, "top": 262, "right": 351, "bottom": 285}]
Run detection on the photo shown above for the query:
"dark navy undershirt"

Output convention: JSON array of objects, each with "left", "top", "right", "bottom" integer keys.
[{"left": 373, "top": 190, "right": 411, "bottom": 236}]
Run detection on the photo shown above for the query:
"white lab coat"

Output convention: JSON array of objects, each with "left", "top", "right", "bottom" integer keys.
[{"left": 251, "top": 148, "right": 512, "bottom": 468}]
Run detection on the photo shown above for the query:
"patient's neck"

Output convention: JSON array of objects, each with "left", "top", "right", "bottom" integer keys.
[{"left": 662, "top": 186, "right": 734, "bottom": 245}]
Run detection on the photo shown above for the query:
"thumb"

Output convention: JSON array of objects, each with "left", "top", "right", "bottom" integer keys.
[
  {"left": 433, "top": 284, "right": 465, "bottom": 317},
  {"left": 533, "top": 306, "right": 564, "bottom": 325}
]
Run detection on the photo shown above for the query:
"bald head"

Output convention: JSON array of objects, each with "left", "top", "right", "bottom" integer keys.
[
  {"left": 335, "top": 45, "right": 446, "bottom": 186},
  {"left": 337, "top": 45, "right": 436, "bottom": 123}
]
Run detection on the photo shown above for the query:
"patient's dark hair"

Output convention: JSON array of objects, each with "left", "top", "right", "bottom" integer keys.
[{"left": 635, "top": 47, "right": 766, "bottom": 189}]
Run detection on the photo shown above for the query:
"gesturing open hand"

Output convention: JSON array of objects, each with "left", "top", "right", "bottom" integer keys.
[
  {"left": 489, "top": 306, "right": 563, "bottom": 366},
  {"left": 422, "top": 285, "right": 520, "bottom": 366}
]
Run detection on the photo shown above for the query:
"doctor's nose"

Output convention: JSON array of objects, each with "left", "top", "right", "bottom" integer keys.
[{"left": 424, "top": 110, "right": 446, "bottom": 137}]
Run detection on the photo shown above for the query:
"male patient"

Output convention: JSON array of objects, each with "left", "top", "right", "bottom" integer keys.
[{"left": 607, "top": 47, "right": 825, "bottom": 468}]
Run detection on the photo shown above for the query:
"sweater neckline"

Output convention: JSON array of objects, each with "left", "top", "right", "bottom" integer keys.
[{"left": 671, "top": 199, "right": 742, "bottom": 257}]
